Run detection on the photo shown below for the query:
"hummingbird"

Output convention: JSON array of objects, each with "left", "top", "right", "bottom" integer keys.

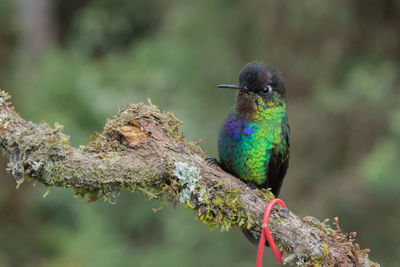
[{"left": 217, "top": 62, "right": 290, "bottom": 244}]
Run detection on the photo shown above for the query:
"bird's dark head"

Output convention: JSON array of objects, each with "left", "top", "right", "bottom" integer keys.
[
  {"left": 237, "top": 63, "right": 285, "bottom": 97},
  {"left": 218, "top": 62, "right": 286, "bottom": 119}
]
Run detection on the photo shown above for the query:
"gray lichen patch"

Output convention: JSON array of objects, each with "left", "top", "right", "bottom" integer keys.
[
  {"left": 172, "top": 161, "right": 254, "bottom": 232},
  {"left": 173, "top": 161, "right": 205, "bottom": 203}
]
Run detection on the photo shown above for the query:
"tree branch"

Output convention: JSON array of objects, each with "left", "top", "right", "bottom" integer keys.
[{"left": 0, "top": 91, "right": 379, "bottom": 266}]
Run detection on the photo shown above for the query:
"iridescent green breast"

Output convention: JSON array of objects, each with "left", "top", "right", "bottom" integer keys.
[{"left": 218, "top": 104, "right": 287, "bottom": 186}]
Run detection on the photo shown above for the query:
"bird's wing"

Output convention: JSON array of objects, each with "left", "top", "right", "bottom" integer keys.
[{"left": 265, "top": 119, "right": 290, "bottom": 197}]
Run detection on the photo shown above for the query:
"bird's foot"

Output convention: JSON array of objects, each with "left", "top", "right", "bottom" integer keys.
[
  {"left": 206, "top": 157, "right": 220, "bottom": 166},
  {"left": 246, "top": 182, "right": 258, "bottom": 190}
]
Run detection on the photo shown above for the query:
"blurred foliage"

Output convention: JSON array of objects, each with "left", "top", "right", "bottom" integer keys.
[{"left": 0, "top": 0, "right": 400, "bottom": 266}]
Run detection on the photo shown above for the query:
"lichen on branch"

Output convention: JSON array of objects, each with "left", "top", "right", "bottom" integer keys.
[{"left": 0, "top": 91, "right": 379, "bottom": 267}]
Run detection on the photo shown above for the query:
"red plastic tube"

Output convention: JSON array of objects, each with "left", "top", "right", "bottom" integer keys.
[{"left": 256, "top": 198, "right": 287, "bottom": 267}]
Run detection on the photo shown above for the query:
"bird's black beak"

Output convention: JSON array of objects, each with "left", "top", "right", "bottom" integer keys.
[{"left": 217, "top": 84, "right": 248, "bottom": 91}]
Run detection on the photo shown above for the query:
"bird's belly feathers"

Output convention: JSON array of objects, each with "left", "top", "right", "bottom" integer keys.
[{"left": 218, "top": 115, "right": 282, "bottom": 185}]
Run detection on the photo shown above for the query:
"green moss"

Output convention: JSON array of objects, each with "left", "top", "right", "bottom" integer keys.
[
  {"left": 176, "top": 172, "right": 253, "bottom": 232},
  {"left": 258, "top": 188, "right": 275, "bottom": 200},
  {"left": 74, "top": 187, "right": 102, "bottom": 202},
  {"left": 304, "top": 243, "right": 330, "bottom": 266},
  {"left": 189, "top": 186, "right": 254, "bottom": 232}
]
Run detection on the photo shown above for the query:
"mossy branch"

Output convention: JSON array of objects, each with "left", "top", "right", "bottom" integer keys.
[{"left": 0, "top": 91, "right": 379, "bottom": 266}]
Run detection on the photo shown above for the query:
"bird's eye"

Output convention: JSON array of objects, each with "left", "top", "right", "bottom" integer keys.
[{"left": 263, "top": 85, "right": 273, "bottom": 94}]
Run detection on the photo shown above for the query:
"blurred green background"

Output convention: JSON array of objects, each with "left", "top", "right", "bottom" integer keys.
[{"left": 0, "top": 0, "right": 399, "bottom": 266}]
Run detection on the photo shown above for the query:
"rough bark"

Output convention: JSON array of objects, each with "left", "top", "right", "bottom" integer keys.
[{"left": 0, "top": 91, "right": 379, "bottom": 266}]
